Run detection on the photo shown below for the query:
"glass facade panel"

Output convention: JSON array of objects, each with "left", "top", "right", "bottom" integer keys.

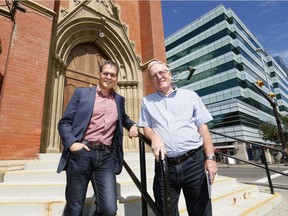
[
  {"left": 170, "top": 44, "right": 233, "bottom": 73},
  {"left": 233, "top": 19, "right": 259, "bottom": 48},
  {"left": 210, "top": 111, "right": 261, "bottom": 129},
  {"left": 166, "top": 14, "right": 228, "bottom": 51},
  {"left": 174, "top": 60, "right": 237, "bottom": 86},
  {"left": 167, "top": 29, "right": 230, "bottom": 64}
]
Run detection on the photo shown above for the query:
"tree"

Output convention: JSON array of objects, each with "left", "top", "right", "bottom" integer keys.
[{"left": 259, "top": 115, "right": 288, "bottom": 147}]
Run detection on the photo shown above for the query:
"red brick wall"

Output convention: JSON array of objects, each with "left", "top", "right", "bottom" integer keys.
[
  {"left": 115, "top": 1, "right": 141, "bottom": 57},
  {"left": 0, "top": 0, "right": 166, "bottom": 159},
  {"left": 139, "top": 0, "right": 166, "bottom": 96},
  {"left": 0, "top": 16, "right": 13, "bottom": 93},
  {"left": 0, "top": 5, "right": 54, "bottom": 159},
  {"left": 116, "top": 0, "right": 166, "bottom": 96}
]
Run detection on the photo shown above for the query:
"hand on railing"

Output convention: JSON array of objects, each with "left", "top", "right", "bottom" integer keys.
[
  {"left": 151, "top": 136, "right": 166, "bottom": 162},
  {"left": 136, "top": 132, "right": 172, "bottom": 216},
  {"left": 128, "top": 124, "right": 138, "bottom": 138}
]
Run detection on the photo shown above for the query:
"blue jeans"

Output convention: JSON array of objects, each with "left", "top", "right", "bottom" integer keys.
[
  {"left": 153, "top": 149, "right": 212, "bottom": 216},
  {"left": 64, "top": 147, "right": 117, "bottom": 216}
]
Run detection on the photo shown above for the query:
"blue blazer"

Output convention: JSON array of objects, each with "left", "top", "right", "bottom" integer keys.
[{"left": 57, "top": 87, "right": 135, "bottom": 174}]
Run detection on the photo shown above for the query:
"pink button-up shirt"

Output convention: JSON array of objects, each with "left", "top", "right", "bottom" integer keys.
[{"left": 83, "top": 87, "right": 118, "bottom": 145}]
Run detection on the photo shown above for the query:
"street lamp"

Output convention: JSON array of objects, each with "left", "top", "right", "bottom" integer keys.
[
  {"left": 98, "top": 17, "right": 106, "bottom": 38},
  {"left": 256, "top": 48, "right": 272, "bottom": 92},
  {"left": 187, "top": 66, "right": 196, "bottom": 80},
  {"left": 254, "top": 80, "right": 287, "bottom": 154},
  {"left": 172, "top": 66, "right": 196, "bottom": 83}
]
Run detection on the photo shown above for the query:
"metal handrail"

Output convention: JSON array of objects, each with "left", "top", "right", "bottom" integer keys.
[
  {"left": 123, "top": 129, "right": 287, "bottom": 214},
  {"left": 123, "top": 132, "right": 172, "bottom": 216},
  {"left": 210, "top": 130, "right": 288, "bottom": 194}
]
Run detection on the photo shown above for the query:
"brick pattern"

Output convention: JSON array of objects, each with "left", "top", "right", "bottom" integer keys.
[
  {"left": 0, "top": 0, "right": 166, "bottom": 159},
  {"left": 0, "top": 5, "right": 54, "bottom": 159},
  {"left": 116, "top": 0, "right": 166, "bottom": 95}
]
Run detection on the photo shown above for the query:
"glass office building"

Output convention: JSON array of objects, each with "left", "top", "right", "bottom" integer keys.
[{"left": 165, "top": 5, "right": 288, "bottom": 162}]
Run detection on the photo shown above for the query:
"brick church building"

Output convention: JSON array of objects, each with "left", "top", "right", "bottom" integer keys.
[{"left": 0, "top": 0, "right": 166, "bottom": 159}]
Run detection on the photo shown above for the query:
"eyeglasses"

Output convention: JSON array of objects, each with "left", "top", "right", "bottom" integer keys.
[
  {"left": 101, "top": 72, "right": 118, "bottom": 79},
  {"left": 149, "top": 70, "right": 169, "bottom": 81}
]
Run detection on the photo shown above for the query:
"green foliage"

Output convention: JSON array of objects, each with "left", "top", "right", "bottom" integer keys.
[
  {"left": 259, "top": 122, "right": 278, "bottom": 143},
  {"left": 259, "top": 114, "right": 288, "bottom": 146},
  {"left": 280, "top": 115, "right": 288, "bottom": 127}
]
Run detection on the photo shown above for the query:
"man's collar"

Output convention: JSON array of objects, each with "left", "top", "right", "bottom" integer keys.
[
  {"left": 96, "top": 85, "right": 115, "bottom": 96},
  {"left": 157, "top": 85, "right": 178, "bottom": 97}
]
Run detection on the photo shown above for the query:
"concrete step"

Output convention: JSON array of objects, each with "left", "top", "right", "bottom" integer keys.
[
  {"left": 213, "top": 192, "right": 282, "bottom": 216},
  {"left": 3, "top": 170, "right": 66, "bottom": 182},
  {"left": 212, "top": 184, "right": 259, "bottom": 211},
  {"left": 177, "top": 177, "right": 282, "bottom": 216},
  {"left": 0, "top": 198, "right": 96, "bottom": 216},
  {"left": 23, "top": 152, "right": 155, "bottom": 170},
  {"left": 24, "top": 160, "right": 59, "bottom": 170},
  {"left": 3, "top": 166, "right": 154, "bottom": 183},
  {"left": 0, "top": 153, "right": 283, "bottom": 216}
]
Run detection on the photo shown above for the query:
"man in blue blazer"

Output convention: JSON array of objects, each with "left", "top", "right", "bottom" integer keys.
[{"left": 57, "top": 60, "right": 138, "bottom": 216}]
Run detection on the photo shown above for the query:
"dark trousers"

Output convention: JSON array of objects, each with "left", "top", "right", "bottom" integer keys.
[
  {"left": 64, "top": 148, "right": 117, "bottom": 216},
  {"left": 153, "top": 149, "right": 212, "bottom": 216}
]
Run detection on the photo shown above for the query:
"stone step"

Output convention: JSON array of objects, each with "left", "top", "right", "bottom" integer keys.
[
  {"left": 37, "top": 152, "right": 155, "bottom": 163},
  {"left": 1, "top": 192, "right": 281, "bottom": 216},
  {"left": 213, "top": 192, "right": 282, "bottom": 216},
  {"left": 38, "top": 153, "right": 61, "bottom": 161},
  {"left": 0, "top": 153, "right": 283, "bottom": 216},
  {"left": 3, "top": 170, "right": 66, "bottom": 182},
  {"left": 0, "top": 198, "right": 96, "bottom": 216},
  {"left": 23, "top": 152, "right": 155, "bottom": 171},
  {"left": 0, "top": 182, "right": 93, "bottom": 197},
  {"left": 212, "top": 184, "right": 259, "bottom": 211},
  {"left": 3, "top": 166, "right": 154, "bottom": 183},
  {"left": 24, "top": 160, "right": 59, "bottom": 170}
]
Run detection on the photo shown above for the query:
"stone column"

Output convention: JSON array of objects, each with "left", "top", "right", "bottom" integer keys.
[
  {"left": 118, "top": 81, "right": 139, "bottom": 151},
  {"left": 234, "top": 142, "right": 249, "bottom": 163},
  {"left": 46, "top": 55, "right": 66, "bottom": 152}
]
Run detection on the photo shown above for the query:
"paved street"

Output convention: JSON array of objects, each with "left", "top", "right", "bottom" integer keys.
[{"left": 218, "top": 164, "right": 288, "bottom": 185}]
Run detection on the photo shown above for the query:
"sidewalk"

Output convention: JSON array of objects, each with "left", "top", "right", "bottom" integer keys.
[{"left": 217, "top": 162, "right": 288, "bottom": 168}]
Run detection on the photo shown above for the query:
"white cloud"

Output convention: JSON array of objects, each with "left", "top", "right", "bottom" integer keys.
[
  {"left": 272, "top": 31, "right": 288, "bottom": 42},
  {"left": 172, "top": 9, "right": 178, "bottom": 14},
  {"left": 270, "top": 50, "right": 288, "bottom": 65},
  {"left": 260, "top": 0, "right": 277, "bottom": 8},
  {"left": 258, "top": 0, "right": 278, "bottom": 16}
]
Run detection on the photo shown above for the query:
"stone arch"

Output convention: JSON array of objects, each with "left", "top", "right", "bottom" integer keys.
[{"left": 41, "top": 14, "right": 142, "bottom": 153}]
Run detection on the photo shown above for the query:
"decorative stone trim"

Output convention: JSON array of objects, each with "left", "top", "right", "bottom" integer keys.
[
  {"left": 117, "top": 81, "right": 139, "bottom": 88},
  {"left": 21, "top": 0, "right": 56, "bottom": 18},
  {"left": 52, "top": 54, "right": 67, "bottom": 68}
]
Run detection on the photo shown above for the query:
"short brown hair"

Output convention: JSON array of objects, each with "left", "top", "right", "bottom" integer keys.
[{"left": 99, "top": 60, "right": 119, "bottom": 75}]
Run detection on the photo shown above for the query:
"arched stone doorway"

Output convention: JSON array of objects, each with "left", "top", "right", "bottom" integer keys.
[{"left": 41, "top": 3, "right": 142, "bottom": 153}]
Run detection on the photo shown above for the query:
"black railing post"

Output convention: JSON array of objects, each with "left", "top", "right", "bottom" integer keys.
[
  {"left": 261, "top": 146, "right": 274, "bottom": 194},
  {"left": 139, "top": 139, "right": 148, "bottom": 216},
  {"left": 210, "top": 130, "right": 288, "bottom": 194},
  {"left": 160, "top": 158, "right": 172, "bottom": 216}
]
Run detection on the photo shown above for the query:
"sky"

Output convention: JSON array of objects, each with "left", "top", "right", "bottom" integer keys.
[{"left": 161, "top": 0, "right": 288, "bottom": 65}]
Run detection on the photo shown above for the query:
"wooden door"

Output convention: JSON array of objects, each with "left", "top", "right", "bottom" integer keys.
[{"left": 63, "top": 43, "right": 108, "bottom": 111}]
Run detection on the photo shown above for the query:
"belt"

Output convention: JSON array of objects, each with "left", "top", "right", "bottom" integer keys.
[
  {"left": 167, "top": 146, "right": 202, "bottom": 165},
  {"left": 82, "top": 140, "right": 115, "bottom": 152}
]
